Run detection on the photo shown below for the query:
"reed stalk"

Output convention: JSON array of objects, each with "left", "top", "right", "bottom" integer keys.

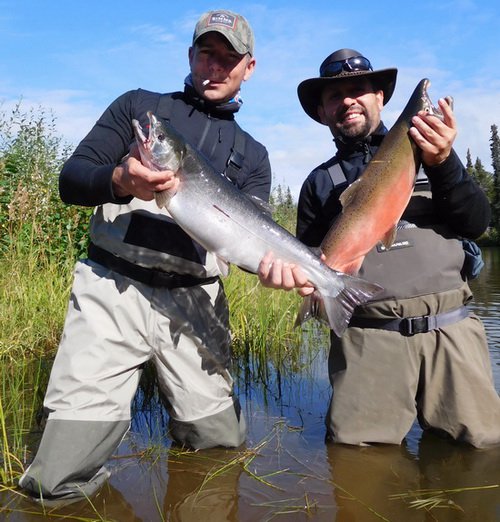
[{"left": 389, "top": 484, "right": 500, "bottom": 511}]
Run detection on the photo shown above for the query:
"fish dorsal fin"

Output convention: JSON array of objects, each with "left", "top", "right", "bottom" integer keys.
[{"left": 339, "top": 179, "right": 362, "bottom": 209}]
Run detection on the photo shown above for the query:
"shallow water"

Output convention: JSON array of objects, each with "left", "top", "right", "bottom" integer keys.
[{"left": 2, "top": 249, "right": 500, "bottom": 521}]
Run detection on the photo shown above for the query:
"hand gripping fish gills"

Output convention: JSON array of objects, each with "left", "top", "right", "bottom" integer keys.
[{"left": 132, "top": 112, "right": 382, "bottom": 337}]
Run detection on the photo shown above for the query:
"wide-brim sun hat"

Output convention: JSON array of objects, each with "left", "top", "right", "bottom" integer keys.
[{"left": 297, "top": 48, "right": 398, "bottom": 124}]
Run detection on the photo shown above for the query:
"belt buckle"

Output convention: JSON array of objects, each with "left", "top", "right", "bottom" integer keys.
[{"left": 401, "top": 315, "right": 429, "bottom": 336}]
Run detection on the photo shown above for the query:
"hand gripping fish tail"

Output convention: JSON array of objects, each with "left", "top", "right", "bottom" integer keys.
[{"left": 296, "top": 273, "right": 383, "bottom": 337}]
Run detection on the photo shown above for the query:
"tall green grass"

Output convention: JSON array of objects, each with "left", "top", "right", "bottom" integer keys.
[{"left": 0, "top": 229, "right": 76, "bottom": 486}]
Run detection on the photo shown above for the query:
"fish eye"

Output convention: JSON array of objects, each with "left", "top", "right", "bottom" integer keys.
[{"left": 158, "top": 133, "right": 165, "bottom": 142}]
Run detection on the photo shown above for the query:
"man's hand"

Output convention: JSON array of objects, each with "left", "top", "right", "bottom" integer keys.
[
  {"left": 258, "top": 251, "right": 315, "bottom": 296},
  {"left": 112, "top": 145, "right": 180, "bottom": 200},
  {"left": 409, "top": 97, "right": 456, "bottom": 166}
]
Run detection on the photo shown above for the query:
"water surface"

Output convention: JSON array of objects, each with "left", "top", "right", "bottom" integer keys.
[{"left": 3, "top": 249, "right": 500, "bottom": 521}]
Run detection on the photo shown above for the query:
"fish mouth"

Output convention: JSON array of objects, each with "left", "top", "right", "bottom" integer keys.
[
  {"left": 132, "top": 119, "right": 149, "bottom": 148},
  {"left": 131, "top": 118, "right": 154, "bottom": 170},
  {"left": 420, "top": 79, "right": 451, "bottom": 121}
]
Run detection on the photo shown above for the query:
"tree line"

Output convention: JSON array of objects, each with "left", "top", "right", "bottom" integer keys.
[{"left": 466, "top": 124, "right": 500, "bottom": 243}]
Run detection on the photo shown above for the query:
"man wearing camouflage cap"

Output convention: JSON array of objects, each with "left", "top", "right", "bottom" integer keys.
[{"left": 20, "top": 9, "right": 271, "bottom": 503}]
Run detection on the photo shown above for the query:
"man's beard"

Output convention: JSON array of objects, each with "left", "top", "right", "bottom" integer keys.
[{"left": 335, "top": 117, "right": 372, "bottom": 143}]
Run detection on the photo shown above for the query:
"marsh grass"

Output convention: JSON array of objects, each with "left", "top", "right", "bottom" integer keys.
[
  {"left": 197, "top": 428, "right": 288, "bottom": 492},
  {"left": 0, "top": 358, "right": 45, "bottom": 487},
  {"left": 225, "top": 267, "right": 318, "bottom": 372},
  {"left": 0, "top": 233, "right": 75, "bottom": 359},
  {"left": 0, "top": 222, "right": 75, "bottom": 488},
  {"left": 251, "top": 495, "right": 319, "bottom": 520},
  {"left": 389, "top": 484, "right": 500, "bottom": 512},
  {"left": 0, "top": 228, "right": 85, "bottom": 490}
]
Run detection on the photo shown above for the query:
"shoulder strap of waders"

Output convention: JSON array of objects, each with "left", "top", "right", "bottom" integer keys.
[
  {"left": 155, "top": 93, "right": 247, "bottom": 181},
  {"left": 224, "top": 122, "right": 246, "bottom": 182},
  {"left": 327, "top": 160, "right": 348, "bottom": 187}
]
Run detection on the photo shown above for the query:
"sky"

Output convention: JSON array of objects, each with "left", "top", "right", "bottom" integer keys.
[{"left": 1, "top": 0, "right": 499, "bottom": 200}]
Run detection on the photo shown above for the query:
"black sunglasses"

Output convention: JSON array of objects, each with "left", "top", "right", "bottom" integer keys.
[{"left": 320, "top": 56, "right": 373, "bottom": 78}]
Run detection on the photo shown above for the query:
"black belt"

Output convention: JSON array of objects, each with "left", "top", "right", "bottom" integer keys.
[
  {"left": 88, "top": 243, "right": 219, "bottom": 289},
  {"left": 348, "top": 306, "right": 469, "bottom": 336}
]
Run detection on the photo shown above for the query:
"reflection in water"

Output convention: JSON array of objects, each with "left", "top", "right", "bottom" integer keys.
[
  {"left": 163, "top": 448, "right": 241, "bottom": 521},
  {"left": 3, "top": 250, "right": 500, "bottom": 521},
  {"left": 326, "top": 437, "right": 500, "bottom": 522}
]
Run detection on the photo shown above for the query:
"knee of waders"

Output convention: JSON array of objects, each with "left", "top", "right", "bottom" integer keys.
[{"left": 169, "top": 400, "right": 247, "bottom": 449}]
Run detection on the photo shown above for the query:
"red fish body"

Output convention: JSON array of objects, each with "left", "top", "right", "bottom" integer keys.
[{"left": 321, "top": 79, "right": 442, "bottom": 275}]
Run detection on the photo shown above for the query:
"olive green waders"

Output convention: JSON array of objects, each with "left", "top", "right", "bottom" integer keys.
[{"left": 327, "top": 287, "right": 500, "bottom": 448}]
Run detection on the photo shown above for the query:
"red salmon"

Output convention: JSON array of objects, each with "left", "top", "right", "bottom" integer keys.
[{"left": 321, "top": 78, "right": 445, "bottom": 275}]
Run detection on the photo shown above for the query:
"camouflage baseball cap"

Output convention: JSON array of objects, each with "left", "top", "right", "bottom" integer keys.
[{"left": 193, "top": 10, "right": 254, "bottom": 56}]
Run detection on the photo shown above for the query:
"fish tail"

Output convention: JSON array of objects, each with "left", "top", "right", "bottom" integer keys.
[{"left": 295, "top": 274, "right": 383, "bottom": 337}]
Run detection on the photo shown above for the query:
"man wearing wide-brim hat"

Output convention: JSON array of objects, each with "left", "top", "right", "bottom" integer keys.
[
  {"left": 297, "top": 48, "right": 397, "bottom": 125},
  {"left": 259, "top": 49, "right": 500, "bottom": 449}
]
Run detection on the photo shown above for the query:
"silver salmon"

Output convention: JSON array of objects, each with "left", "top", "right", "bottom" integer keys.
[{"left": 132, "top": 112, "right": 382, "bottom": 337}]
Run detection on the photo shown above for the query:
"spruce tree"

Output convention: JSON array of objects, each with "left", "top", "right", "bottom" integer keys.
[
  {"left": 466, "top": 148, "right": 474, "bottom": 173},
  {"left": 473, "top": 157, "right": 493, "bottom": 200},
  {"left": 490, "top": 124, "right": 500, "bottom": 230}
]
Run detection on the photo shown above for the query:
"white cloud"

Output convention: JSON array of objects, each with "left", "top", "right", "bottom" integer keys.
[{"left": 258, "top": 121, "right": 334, "bottom": 200}]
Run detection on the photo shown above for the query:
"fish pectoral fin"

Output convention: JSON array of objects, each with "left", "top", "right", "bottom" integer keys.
[
  {"left": 294, "top": 292, "right": 326, "bottom": 328},
  {"left": 154, "top": 190, "right": 175, "bottom": 209},
  {"left": 333, "top": 256, "right": 365, "bottom": 276},
  {"left": 246, "top": 194, "right": 273, "bottom": 215},
  {"left": 339, "top": 179, "right": 362, "bottom": 209},
  {"left": 215, "top": 256, "right": 230, "bottom": 277},
  {"left": 381, "top": 226, "right": 397, "bottom": 249}
]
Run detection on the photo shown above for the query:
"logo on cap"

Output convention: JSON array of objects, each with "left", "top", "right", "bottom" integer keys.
[{"left": 207, "top": 12, "right": 237, "bottom": 31}]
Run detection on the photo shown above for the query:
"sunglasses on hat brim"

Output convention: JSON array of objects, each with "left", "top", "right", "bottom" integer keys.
[{"left": 320, "top": 56, "right": 373, "bottom": 78}]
